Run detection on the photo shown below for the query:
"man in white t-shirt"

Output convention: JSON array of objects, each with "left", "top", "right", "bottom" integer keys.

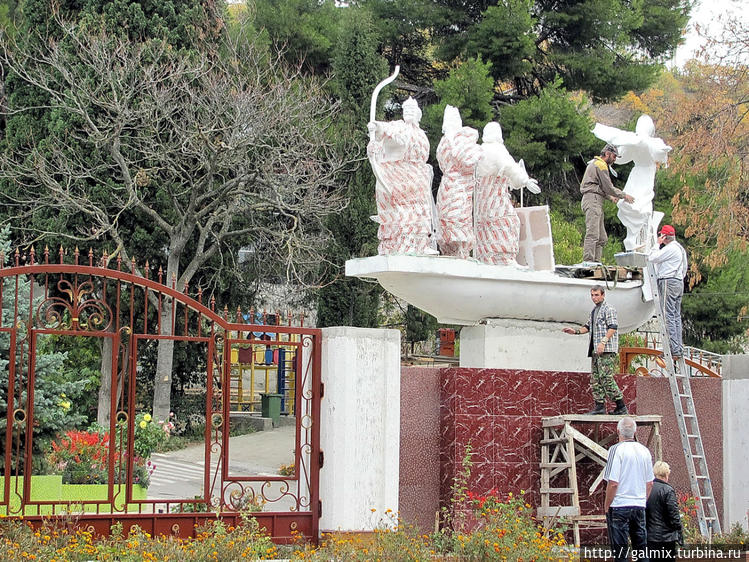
[
  {"left": 604, "top": 416, "right": 655, "bottom": 562},
  {"left": 648, "top": 224, "right": 688, "bottom": 359}
]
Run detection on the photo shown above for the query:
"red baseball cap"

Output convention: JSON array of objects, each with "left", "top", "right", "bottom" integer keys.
[{"left": 660, "top": 225, "right": 676, "bottom": 236}]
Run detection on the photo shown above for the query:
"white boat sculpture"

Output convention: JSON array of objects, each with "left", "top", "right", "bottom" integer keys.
[{"left": 345, "top": 253, "right": 654, "bottom": 332}]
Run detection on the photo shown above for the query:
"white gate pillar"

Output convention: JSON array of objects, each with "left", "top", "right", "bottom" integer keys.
[{"left": 319, "top": 327, "right": 401, "bottom": 533}]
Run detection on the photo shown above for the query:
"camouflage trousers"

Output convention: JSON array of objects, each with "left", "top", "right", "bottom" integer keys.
[{"left": 590, "top": 353, "right": 623, "bottom": 402}]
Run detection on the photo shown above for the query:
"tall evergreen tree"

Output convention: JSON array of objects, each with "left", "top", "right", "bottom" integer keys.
[{"left": 316, "top": 8, "right": 387, "bottom": 328}]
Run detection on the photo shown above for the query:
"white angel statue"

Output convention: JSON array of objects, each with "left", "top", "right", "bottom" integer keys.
[{"left": 593, "top": 115, "right": 672, "bottom": 252}]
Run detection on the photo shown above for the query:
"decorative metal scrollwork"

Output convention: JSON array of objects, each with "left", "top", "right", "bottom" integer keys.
[{"left": 36, "top": 279, "right": 113, "bottom": 331}]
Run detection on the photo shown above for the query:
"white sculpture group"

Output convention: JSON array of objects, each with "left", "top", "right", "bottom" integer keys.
[
  {"left": 368, "top": 99, "right": 539, "bottom": 265},
  {"left": 366, "top": 65, "right": 670, "bottom": 264}
]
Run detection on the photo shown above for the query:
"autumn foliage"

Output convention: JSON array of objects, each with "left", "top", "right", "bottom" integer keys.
[{"left": 621, "top": 16, "right": 749, "bottom": 269}]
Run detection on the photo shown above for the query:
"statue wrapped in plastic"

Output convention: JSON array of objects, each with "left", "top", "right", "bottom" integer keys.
[
  {"left": 367, "top": 97, "right": 437, "bottom": 255},
  {"left": 436, "top": 105, "right": 482, "bottom": 258},
  {"left": 474, "top": 122, "right": 540, "bottom": 265},
  {"left": 593, "top": 115, "right": 671, "bottom": 252}
]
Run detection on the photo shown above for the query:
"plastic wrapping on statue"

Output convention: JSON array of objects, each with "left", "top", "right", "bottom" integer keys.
[
  {"left": 473, "top": 122, "right": 540, "bottom": 266},
  {"left": 367, "top": 97, "right": 437, "bottom": 255},
  {"left": 592, "top": 115, "right": 671, "bottom": 252},
  {"left": 436, "top": 105, "right": 482, "bottom": 258}
]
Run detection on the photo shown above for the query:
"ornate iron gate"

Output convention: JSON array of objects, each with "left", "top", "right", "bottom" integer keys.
[{"left": 0, "top": 249, "right": 321, "bottom": 541}]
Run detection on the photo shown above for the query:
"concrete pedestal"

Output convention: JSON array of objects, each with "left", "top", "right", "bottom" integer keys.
[
  {"left": 460, "top": 318, "right": 590, "bottom": 372},
  {"left": 319, "top": 327, "right": 401, "bottom": 533}
]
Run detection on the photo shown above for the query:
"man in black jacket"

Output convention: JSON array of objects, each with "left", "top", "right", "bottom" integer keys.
[{"left": 646, "top": 461, "right": 683, "bottom": 559}]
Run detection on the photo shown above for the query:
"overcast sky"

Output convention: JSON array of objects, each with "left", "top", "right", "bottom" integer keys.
[{"left": 671, "top": 0, "right": 747, "bottom": 67}]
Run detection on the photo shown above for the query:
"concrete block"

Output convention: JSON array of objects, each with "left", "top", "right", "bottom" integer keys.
[
  {"left": 319, "top": 327, "right": 401, "bottom": 533},
  {"left": 460, "top": 319, "right": 590, "bottom": 372},
  {"left": 516, "top": 206, "right": 554, "bottom": 271}
]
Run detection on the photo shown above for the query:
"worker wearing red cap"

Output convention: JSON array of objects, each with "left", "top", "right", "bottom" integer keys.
[{"left": 649, "top": 225, "right": 688, "bottom": 359}]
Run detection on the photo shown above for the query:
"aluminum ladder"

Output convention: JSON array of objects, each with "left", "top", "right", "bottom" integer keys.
[{"left": 645, "top": 261, "right": 721, "bottom": 536}]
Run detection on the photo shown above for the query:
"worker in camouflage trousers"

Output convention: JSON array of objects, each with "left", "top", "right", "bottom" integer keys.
[{"left": 563, "top": 284, "right": 629, "bottom": 415}]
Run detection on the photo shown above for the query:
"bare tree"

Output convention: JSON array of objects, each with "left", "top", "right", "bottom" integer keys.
[{"left": 0, "top": 22, "right": 347, "bottom": 422}]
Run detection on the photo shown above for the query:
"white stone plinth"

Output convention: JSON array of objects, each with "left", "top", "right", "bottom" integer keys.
[
  {"left": 319, "top": 327, "right": 401, "bottom": 533},
  {"left": 460, "top": 318, "right": 590, "bottom": 372},
  {"left": 722, "top": 355, "right": 749, "bottom": 531}
]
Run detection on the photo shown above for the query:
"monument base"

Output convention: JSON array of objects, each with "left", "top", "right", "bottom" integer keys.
[{"left": 460, "top": 318, "right": 590, "bottom": 372}]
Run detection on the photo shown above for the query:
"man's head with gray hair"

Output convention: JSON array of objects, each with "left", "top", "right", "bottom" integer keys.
[{"left": 617, "top": 416, "right": 637, "bottom": 439}]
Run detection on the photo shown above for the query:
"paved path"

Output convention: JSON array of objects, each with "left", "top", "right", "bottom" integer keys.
[{"left": 147, "top": 425, "right": 296, "bottom": 501}]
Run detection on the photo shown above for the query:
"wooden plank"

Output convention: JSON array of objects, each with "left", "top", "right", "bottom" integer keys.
[
  {"left": 574, "top": 446, "right": 608, "bottom": 467},
  {"left": 543, "top": 414, "right": 662, "bottom": 425},
  {"left": 566, "top": 425, "right": 609, "bottom": 461},
  {"left": 540, "top": 462, "right": 571, "bottom": 468},
  {"left": 540, "top": 437, "right": 569, "bottom": 445},
  {"left": 589, "top": 467, "right": 606, "bottom": 494},
  {"left": 541, "top": 427, "right": 550, "bottom": 513},
  {"left": 540, "top": 487, "right": 574, "bottom": 494},
  {"left": 537, "top": 506, "right": 580, "bottom": 517},
  {"left": 566, "top": 422, "right": 581, "bottom": 547}
]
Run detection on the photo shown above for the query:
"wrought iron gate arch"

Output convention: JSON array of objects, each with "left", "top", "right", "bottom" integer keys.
[{"left": 0, "top": 257, "right": 321, "bottom": 541}]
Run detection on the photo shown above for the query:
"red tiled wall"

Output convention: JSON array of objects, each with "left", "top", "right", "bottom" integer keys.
[
  {"left": 400, "top": 366, "right": 723, "bottom": 536},
  {"left": 438, "top": 368, "right": 637, "bottom": 516}
]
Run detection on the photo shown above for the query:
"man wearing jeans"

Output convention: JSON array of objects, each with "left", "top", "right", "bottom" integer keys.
[
  {"left": 604, "top": 417, "right": 655, "bottom": 562},
  {"left": 648, "top": 224, "right": 688, "bottom": 359}
]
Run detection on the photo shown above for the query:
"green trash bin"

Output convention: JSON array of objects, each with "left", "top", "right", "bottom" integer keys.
[{"left": 260, "top": 393, "right": 282, "bottom": 427}]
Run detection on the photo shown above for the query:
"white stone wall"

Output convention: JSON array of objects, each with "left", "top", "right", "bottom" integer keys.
[
  {"left": 460, "top": 318, "right": 590, "bottom": 372},
  {"left": 319, "top": 327, "right": 401, "bottom": 533},
  {"left": 722, "top": 354, "right": 749, "bottom": 531}
]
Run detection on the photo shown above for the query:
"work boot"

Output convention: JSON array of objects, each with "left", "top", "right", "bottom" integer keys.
[
  {"left": 611, "top": 399, "right": 628, "bottom": 415},
  {"left": 586, "top": 401, "right": 606, "bottom": 415}
]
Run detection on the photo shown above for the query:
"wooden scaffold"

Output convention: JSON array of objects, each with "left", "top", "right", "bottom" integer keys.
[{"left": 538, "top": 414, "right": 662, "bottom": 546}]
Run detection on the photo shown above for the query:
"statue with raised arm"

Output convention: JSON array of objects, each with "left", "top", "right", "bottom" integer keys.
[
  {"left": 593, "top": 115, "right": 671, "bottom": 252},
  {"left": 367, "top": 96, "right": 437, "bottom": 255},
  {"left": 436, "top": 105, "right": 482, "bottom": 258},
  {"left": 474, "top": 122, "right": 540, "bottom": 265}
]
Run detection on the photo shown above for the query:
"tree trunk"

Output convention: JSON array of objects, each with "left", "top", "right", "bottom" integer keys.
[
  {"left": 97, "top": 336, "right": 114, "bottom": 426},
  {"left": 152, "top": 300, "right": 174, "bottom": 424}
]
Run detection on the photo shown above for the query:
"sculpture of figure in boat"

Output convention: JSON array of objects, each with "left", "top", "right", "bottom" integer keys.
[
  {"left": 435, "top": 105, "right": 482, "bottom": 259},
  {"left": 367, "top": 97, "right": 437, "bottom": 256},
  {"left": 474, "top": 122, "right": 540, "bottom": 265}
]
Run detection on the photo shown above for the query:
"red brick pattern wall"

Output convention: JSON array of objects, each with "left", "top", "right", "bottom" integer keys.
[{"left": 399, "top": 366, "right": 723, "bottom": 536}]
